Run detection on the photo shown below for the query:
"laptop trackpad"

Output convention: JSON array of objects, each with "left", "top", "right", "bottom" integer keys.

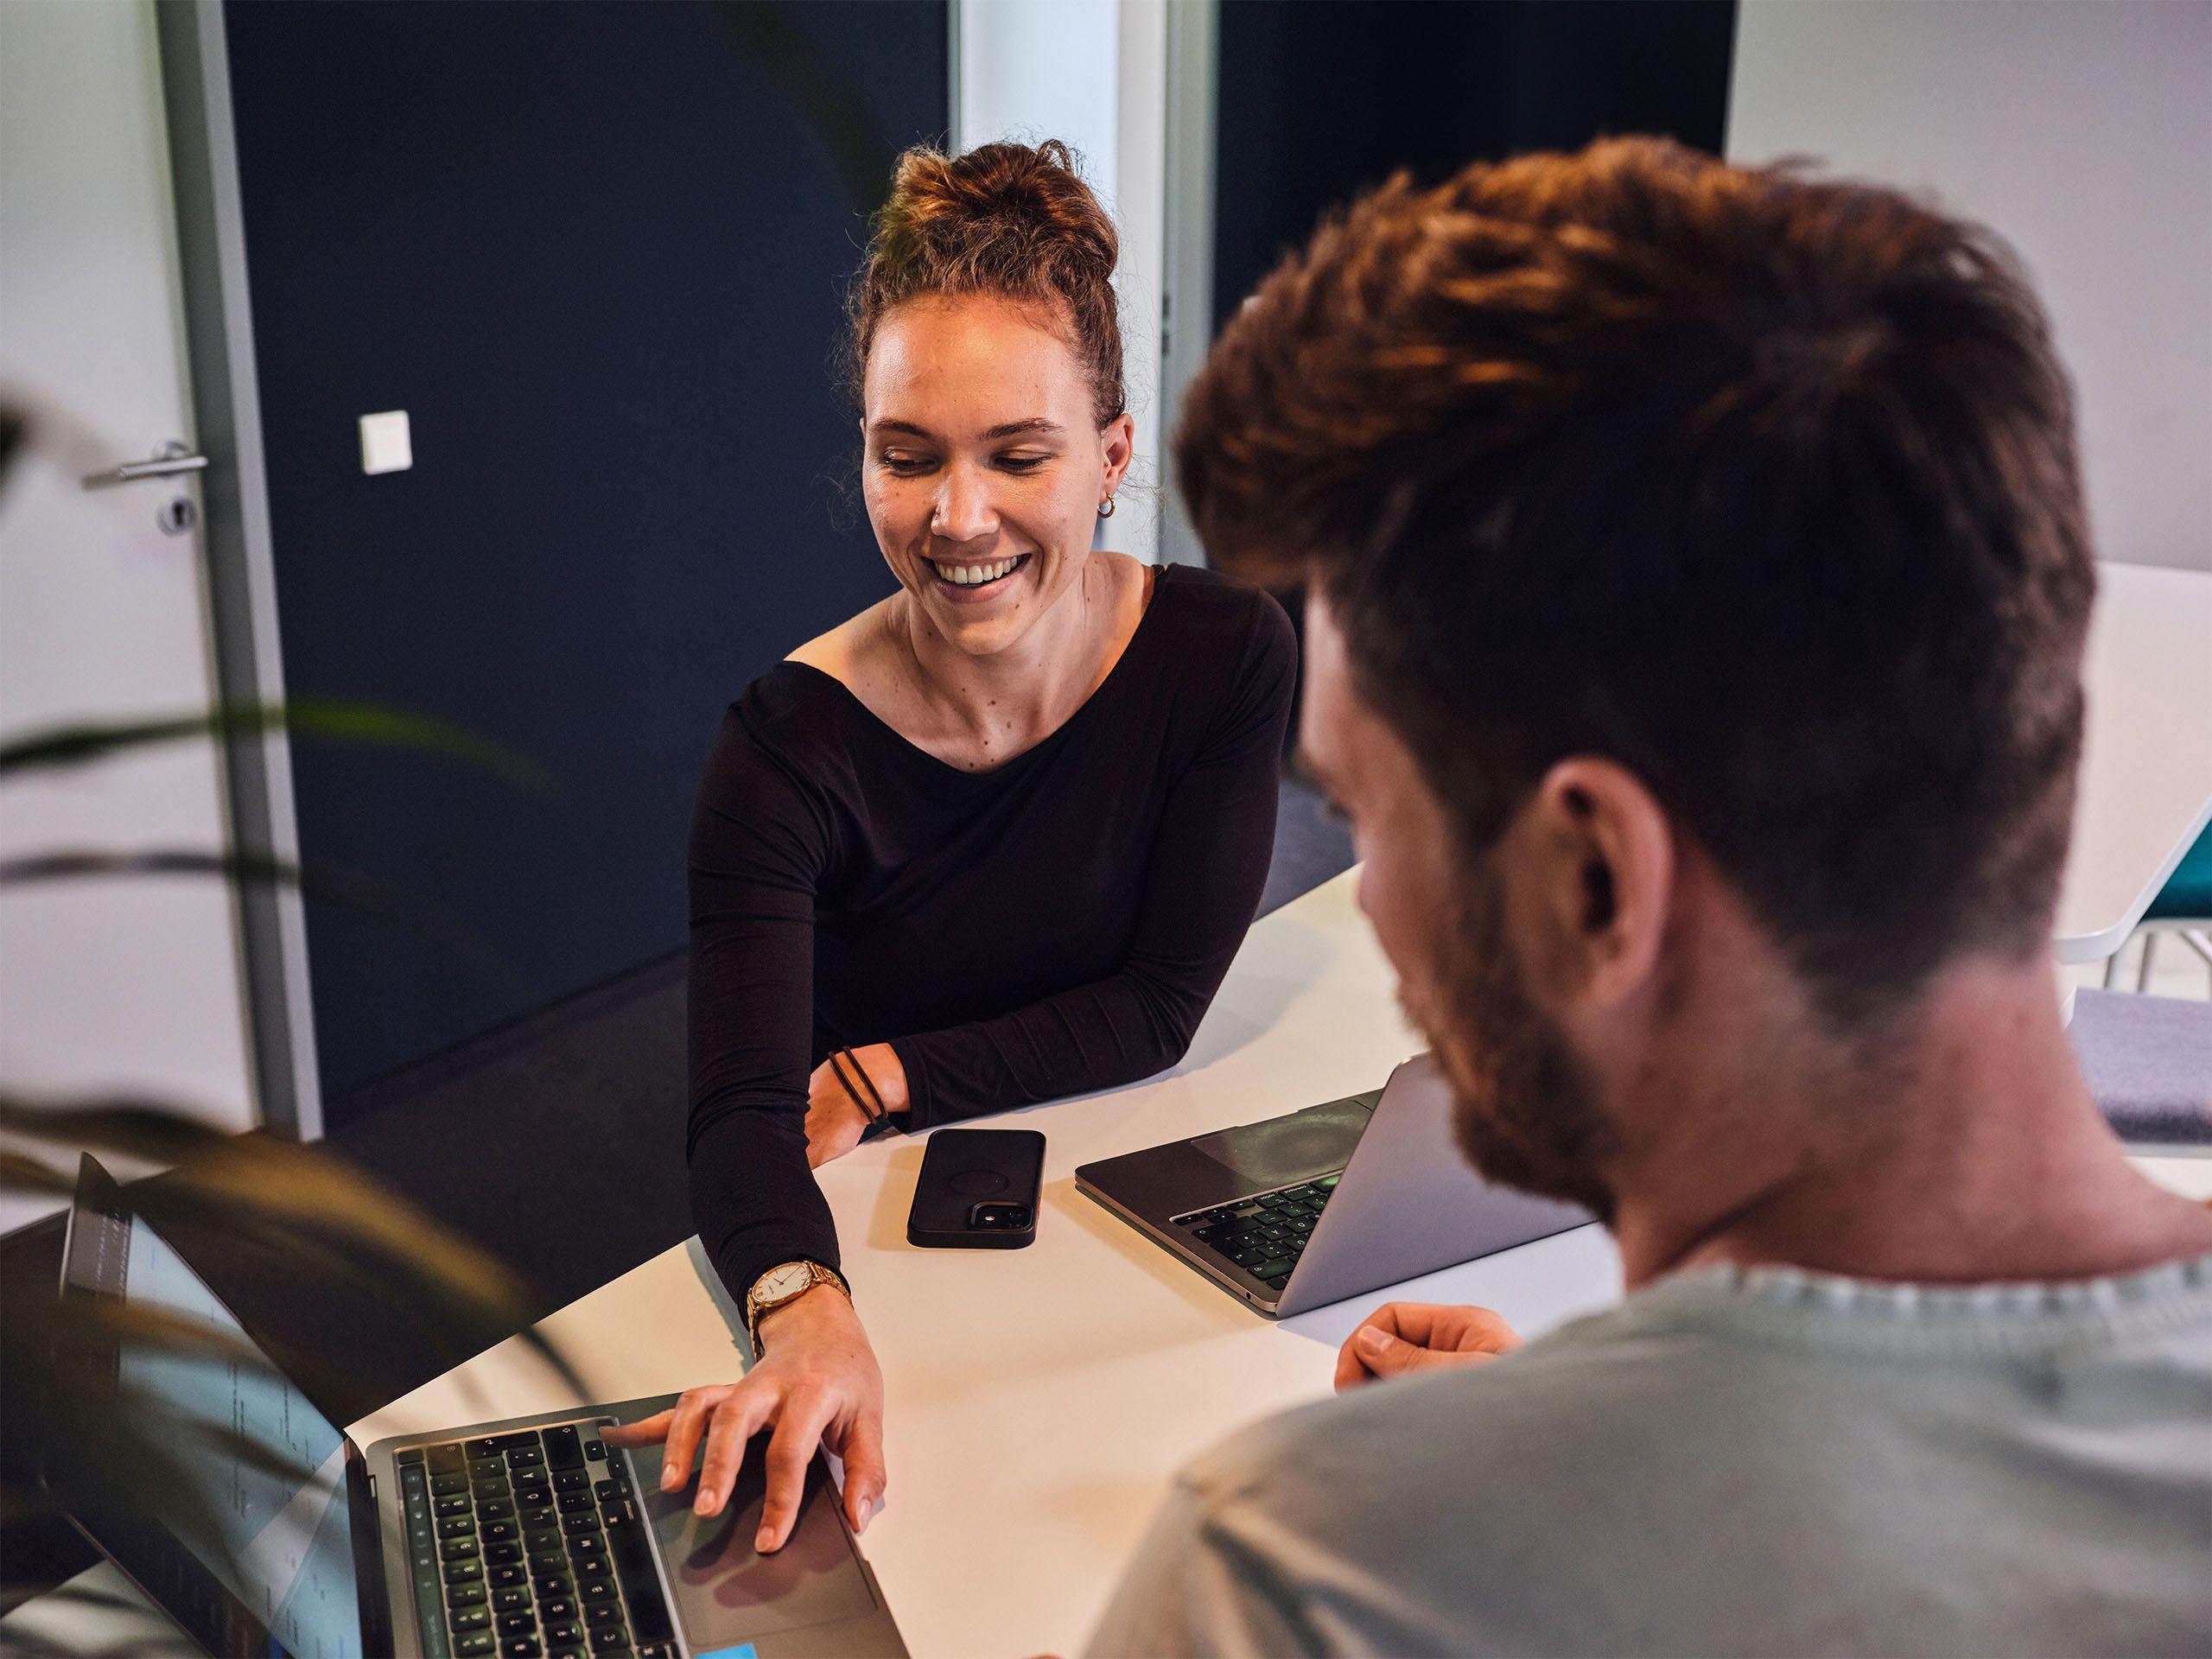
[
  {"left": 1187, "top": 1093, "right": 1376, "bottom": 1192},
  {"left": 626, "top": 1434, "right": 876, "bottom": 1644}
]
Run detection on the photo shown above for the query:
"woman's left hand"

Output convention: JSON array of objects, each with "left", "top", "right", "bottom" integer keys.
[{"left": 803, "top": 1042, "right": 910, "bottom": 1167}]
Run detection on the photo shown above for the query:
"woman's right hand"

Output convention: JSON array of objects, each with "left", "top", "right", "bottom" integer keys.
[{"left": 599, "top": 1285, "right": 886, "bottom": 1551}]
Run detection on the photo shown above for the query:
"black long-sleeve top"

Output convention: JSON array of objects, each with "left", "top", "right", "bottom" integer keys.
[{"left": 687, "top": 563, "right": 1296, "bottom": 1305}]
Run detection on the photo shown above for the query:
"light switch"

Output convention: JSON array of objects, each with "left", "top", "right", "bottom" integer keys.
[{"left": 359, "top": 410, "right": 412, "bottom": 475}]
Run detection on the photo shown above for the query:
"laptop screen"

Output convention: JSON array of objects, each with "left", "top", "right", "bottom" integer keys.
[{"left": 55, "top": 1155, "right": 365, "bottom": 1658}]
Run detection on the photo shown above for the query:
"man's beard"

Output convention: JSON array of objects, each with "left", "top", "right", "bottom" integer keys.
[{"left": 1397, "top": 856, "right": 1619, "bottom": 1225}]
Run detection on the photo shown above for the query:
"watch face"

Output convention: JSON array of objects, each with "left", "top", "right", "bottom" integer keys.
[{"left": 759, "top": 1262, "right": 811, "bottom": 1302}]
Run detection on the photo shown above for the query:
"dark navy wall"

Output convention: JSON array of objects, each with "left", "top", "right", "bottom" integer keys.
[
  {"left": 222, "top": 1, "right": 947, "bottom": 1116},
  {"left": 1214, "top": 0, "right": 1737, "bottom": 334}
]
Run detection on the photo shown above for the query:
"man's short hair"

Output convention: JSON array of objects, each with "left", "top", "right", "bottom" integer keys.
[{"left": 1177, "top": 137, "right": 2095, "bottom": 1027}]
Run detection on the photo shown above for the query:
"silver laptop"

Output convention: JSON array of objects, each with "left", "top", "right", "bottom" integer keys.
[
  {"left": 48, "top": 1153, "right": 907, "bottom": 1659},
  {"left": 1076, "top": 1053, "right": 1592, "bottom": 1316}
]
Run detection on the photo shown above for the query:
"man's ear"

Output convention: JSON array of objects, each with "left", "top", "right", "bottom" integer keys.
[{"left": 1521, "top": 758, "right": 1675, "bottom": 1008}]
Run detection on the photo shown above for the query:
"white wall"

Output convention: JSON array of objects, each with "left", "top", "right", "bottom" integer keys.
[
  {"left": 954, "top": 0, "right": 1167, "bottom": 563},
  {"left": 0, "top": 0, "right": 257, "bottom": 1234},
  {"left": 1727, "top": 0, "right": 2212, "bottom": 574}
]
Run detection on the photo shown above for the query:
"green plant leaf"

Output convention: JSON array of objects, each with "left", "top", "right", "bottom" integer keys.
[
  {"left": 0, "top": 852, "right": 534, "bottom": 1006},
  {"left": 0, "top": 698, "right": 554, "bottom": 792}
]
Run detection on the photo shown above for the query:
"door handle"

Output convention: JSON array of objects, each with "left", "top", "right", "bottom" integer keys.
[{"left": 81, "top": 441, "right": 207, "bottom": 490}]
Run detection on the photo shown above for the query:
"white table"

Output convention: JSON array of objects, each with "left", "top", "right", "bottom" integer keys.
[
  {"left": 341, "top": 868, "right": 2212, "bottom": 1659},
  {"left": 2057, "top": 560, "right": 2212, "bottom": 962}
]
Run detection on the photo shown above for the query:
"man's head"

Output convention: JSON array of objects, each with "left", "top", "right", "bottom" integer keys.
[{"left": 1178, "top": 138, "right": 2094, "bottom": 1211}]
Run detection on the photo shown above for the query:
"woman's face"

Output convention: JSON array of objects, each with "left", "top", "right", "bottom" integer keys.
[{"left": 861, "top": 294, "right": 1134, "bottom": 659}]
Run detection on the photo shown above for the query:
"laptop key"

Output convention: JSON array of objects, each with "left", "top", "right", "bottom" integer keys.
[
  {"left": 449, "top": 1608, "right": 492, "bottom": 1633},
  {"left": 437, "top": 1496, "right": 472, "bottom": 1517},
  {"left": 525, "top": 1528, "right": 563, "bottom": 1551},
  {"left": 454, "top": 1636, "right": 494, "bottom": 1657},
  {"left": 507, "top": 1445, "right": 545, "bottom": 1468},
  {"left": 578, "top": 1576, "right": 618, "bottom": 1605},
  {"left": 478, "top": 1499, "right": 517, "bottom": 1522},
  {"left": 429, "top": 1445, "right": 467, "bottom": 1475},
  {"left": 438, "top": 1514, "right": 476, "bottom": 1539},
  {"left": 540, "top": 1599, "right": 576, "bottom": 1621},
  {"left": 493, "top": 1589, "right": 530, "bottom": 1613},
  {"left": 441, "top": 1538, "right": 480, "bottom": 1563},
  {"left": 488, "top": 1566, "right": 525, "bottom": 1589},
  {"left": 443, "top": 1560, "right": 484, "bottom": 1586},
  {"left": 500, "top": 1638, "right": 543, "bottom": 1659},
  {"left": 434, "top": 1473, "right": 469, "bottom": 1497},
  {"left": 448, "top": 1586, "right": 488, "bottom": 1608},
  {"left": 545, "top": 1624, "right": 583, "bottom": 1648},
  {"left": 534, "top": 1575, "right": 573, "bottom": 1599},
  {"left": 556, "top": 1491, "right": 593, "bottom": 1514},
  {"left": 584, "top": 1603, "right": 624, "bottom": 1629},
  {"left": 543, "top": 1426, "right": 584, "bottom": 1469},
  {"left": 486, "top": 1543, "right": 523, "bottom": 1567},
  {"left": 1251, "top": 1256, "right": 1294, "bottom": 1280},
  {"left": 497, "top": 1612, "right": 538, "bottom": 1637},
  {"left": 588, "top": 1633, "right": 629, "bottom": 1654}
]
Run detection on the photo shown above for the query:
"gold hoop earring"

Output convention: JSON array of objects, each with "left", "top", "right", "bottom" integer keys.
[{"left": 1096, "top": 496, "right": 1116, "bottom": 519}]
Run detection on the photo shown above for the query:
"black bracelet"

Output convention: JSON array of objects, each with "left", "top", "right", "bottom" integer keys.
[
  {"left": 847, "top": 1050, "right": 892, "bottom": 1120},
  {"left": 827, "top": 1049, "right": 882, "bottom": 1122}
]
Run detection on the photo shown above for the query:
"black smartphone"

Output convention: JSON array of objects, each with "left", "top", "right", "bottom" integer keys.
[{"left": 907, "top": 1128, "right": 1045, "bottom": 1249}]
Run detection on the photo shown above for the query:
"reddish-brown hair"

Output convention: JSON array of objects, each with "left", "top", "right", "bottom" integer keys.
[
  {"left": 1178, "top": 137, "right": 2095, "bottom": 1027},
  {"left": 848, "top": 139, "right": 1124, "bottom": 428}
]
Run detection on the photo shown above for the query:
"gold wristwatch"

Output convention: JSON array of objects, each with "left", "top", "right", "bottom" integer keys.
[{"left": 743, "top": 1259, "right": 851, "bottom": 1354}]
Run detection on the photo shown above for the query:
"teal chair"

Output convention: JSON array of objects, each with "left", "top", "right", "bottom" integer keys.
[{"left": 2106, "top": 822, "right": 2212, "bottom": 993}]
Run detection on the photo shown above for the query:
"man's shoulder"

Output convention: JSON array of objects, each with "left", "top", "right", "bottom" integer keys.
[{"left": 1182, "top": 1304, "right": 1704, "bottom": 1521}]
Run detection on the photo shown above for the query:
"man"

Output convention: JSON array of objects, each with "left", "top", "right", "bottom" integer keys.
[{"left": 1088, "top": 138, "right": 2212, "bottom": 1656}]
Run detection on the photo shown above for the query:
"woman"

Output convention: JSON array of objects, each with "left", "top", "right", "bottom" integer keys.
[{"left": 603, "top": 140, "right": 1294, "bottom": 1553}]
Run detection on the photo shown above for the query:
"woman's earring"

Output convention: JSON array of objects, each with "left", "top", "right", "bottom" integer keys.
[{"left": 1096, "top": 496, "right": 1116, "bottom": 519}]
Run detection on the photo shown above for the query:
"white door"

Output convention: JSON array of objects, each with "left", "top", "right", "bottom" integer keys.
[{"left": 0, "top": 0, "right": 255, "bottom": 1235}]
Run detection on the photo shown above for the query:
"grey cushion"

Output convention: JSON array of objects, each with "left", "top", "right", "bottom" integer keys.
[{"left": 2070, "top": 988, "right": 2212, "bottom": 1146}]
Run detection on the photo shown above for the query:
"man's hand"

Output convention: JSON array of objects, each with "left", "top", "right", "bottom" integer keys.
[
  {"left": 1333, "top": 1300, "right": 1523, "bottom": 1390},
  {"left": 803, "top": 1043, "right": 909, "bottom": 1168},
  {"left": 599, "top": 1287, "right": 886, "bottom": 1550}
]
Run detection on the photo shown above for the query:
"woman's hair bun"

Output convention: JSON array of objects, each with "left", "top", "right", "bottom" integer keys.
[{"left": 849, "top": 140, "right": 1125, "bottom": 426}]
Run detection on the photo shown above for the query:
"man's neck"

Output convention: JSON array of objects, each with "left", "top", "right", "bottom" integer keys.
[{"left": 1608, "top": 958, "right": 2212, "bottom": 1291}]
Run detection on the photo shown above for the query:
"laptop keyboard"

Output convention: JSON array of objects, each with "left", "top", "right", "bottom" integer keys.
[
  {"left": 1174, "top": 1172, "right": 1342, "bottom": 1292},
  {"left": 395, "top": 1422, "right": 677, "bottom": 1659}
]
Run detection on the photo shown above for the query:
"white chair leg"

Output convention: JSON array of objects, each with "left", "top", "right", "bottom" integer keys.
[{"left": 2137, "top": 929, "right": 2159, "bottom": 994}]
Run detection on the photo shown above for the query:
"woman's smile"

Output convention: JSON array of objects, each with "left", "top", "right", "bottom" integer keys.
[{"left": 924, "top": 550, "right": 1032, "bottom": 603}]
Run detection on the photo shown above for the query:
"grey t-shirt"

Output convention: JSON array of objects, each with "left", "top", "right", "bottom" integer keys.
[{"left": 1088, "top": 1255, "right": 2212, "bottom": 1657}]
